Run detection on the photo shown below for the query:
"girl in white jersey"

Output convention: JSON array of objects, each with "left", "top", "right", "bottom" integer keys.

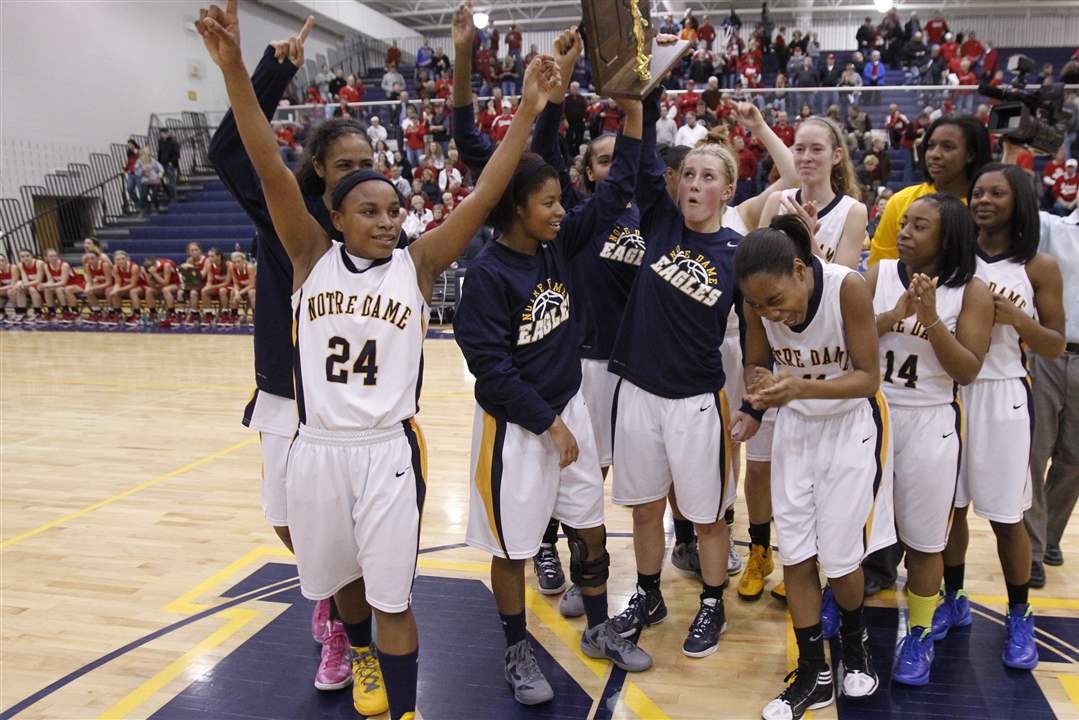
[
  {"left": 198, "top": 5, "right": 561, "bottom": 717},
  {"left": 933, "top": 164, "right": 1065, "bottom": 672},
  {"left": 867, "top": 193, "right": 992, "bottom": 686},
  {"left": 736, "top": 116, "right": 866, "bottom": 605},
  {"left": 737, "top": 216, "right": 893, "bottom": 720}
]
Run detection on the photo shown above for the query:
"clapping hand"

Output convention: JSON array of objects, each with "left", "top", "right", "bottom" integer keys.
[{"left": 909, "top": 273, "right": 939, "bottom": 328}]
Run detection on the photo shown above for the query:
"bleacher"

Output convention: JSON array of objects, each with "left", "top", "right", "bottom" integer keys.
[{"left": 96, "top": 177, "right": 256, "bottom": 265}]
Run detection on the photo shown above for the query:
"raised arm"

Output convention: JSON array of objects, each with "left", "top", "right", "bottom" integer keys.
[
  {"left": 556, "top": 98, "right": 643, "bottom": 258},
  {"left": 451, "top": 2, "right": 494, "bottom": 177},
  {"left": 730, "top": 102, "right": 798, "bottom": 230},
  {"left": 635, "top": 85, "right": 671, "bottom": 219},
  {"left": 531, "top": 28, "right": 585, "bottom": 212},
  {"left": 197, "top": 1, "right": 328, "bottom": 287},
  {"left": 409, "top": 56, "right": 562, "bottom": 301}
]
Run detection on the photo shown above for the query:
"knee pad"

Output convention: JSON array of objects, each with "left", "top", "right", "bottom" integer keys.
[{"left": 563, "top": 525, "right": 610, "bottom": 588}]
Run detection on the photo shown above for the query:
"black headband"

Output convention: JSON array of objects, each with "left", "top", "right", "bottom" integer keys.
[{"left": 331, "top": 170, "right": 405, "bottom": 211}]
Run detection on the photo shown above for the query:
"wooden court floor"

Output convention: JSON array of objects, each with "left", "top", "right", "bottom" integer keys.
[{"left": 2, "top": 330, "right": 1078, "bottom": 720}]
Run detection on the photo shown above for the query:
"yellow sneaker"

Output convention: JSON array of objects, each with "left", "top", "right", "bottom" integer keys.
[
  {"left": 400, "top": 713, "right": 416, "bottom": 720},
  {"left": 771, "top": 579, "right": 787, "bottom": 603},
  {"left": 737, "top": 545, "right": 774, "bottom": 601},
  {"left": 352, "top": 646, "right": 389, "bottom": 716}
]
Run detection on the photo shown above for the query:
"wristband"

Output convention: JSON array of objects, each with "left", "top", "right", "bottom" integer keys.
[{"left": 739, "top": 400, "right": 765, "bottom": 422}]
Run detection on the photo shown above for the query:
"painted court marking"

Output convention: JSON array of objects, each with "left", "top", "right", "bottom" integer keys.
[{"left": 0, "top": 437, "right": 257, "bottom": 549}]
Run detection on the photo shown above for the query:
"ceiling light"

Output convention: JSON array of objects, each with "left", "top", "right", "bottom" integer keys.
[
  {"left": 874, "top": 0, "right": 894, "bottom": 12},
  {"left": 473, "top": 12, "right": 490, "bottom": 30}
]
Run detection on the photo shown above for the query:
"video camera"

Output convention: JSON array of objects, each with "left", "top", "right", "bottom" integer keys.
[{"left": 980, "top": 54, "right": 1072, "bottom": 155}]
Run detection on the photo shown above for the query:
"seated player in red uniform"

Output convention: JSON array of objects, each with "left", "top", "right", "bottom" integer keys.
[
  {"left": 201, "top": 247, "right": 232, "bottom": 326},
  {"left": 107, "top": 250, "right": 148, "bottom": 326},
  {"left": 41, "top": 248, "right": 86, "bottom": 323},
  {"left": 0, "top": 255, "right": 26, "bottom": 324},
  {"left": 228, "top": 251, "right": 256, "bottom": 324},
  {"left": 82, "top": 250, "right": 113, "bottom": 324},
  {"left": 141, "top": 256, "right": 180, "bottom": 326},
  {"left": 16, "top": 249, "right": 45, "bottom": 322},
  {"left": 181, "top": 241, "right": 209, "bottom": 325}
]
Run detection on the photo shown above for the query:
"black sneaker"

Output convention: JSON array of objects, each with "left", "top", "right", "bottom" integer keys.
[
  {"left": 761, "top": 665, "right": 834, "bottom": 720},
  {"left": 682, "top": 599, "right": 726, "bottom": 658},
  {"left": 1030, "top": 561, "right": 1046, "bottom": 589},
  {"left": 532, "top": 545, "right": 566, "bottom": 595},
  {"left": 1045, "top": 544, "right": 1063, "bottom": 567},
  {"left": 839, "top": 630, "right": 879, "bottom": 697},
  {"left": 610, "top": 587, "right": 667, "bottom": 638}
]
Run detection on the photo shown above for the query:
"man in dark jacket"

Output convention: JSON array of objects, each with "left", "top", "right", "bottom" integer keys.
[
  {"left": 157, "top": 128, "right": 181, "bottom": 204},
  {"left": 819, "top": 52, "right": 842, "bottom": 112},
  {"left": 563, "top": 81, "right": 588, "bottom": 151}
]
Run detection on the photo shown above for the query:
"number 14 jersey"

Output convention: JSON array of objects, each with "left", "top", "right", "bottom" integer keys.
[
  {"left": 873, "top": 259, "right": 965, "bottom": 407},
  {"left": 292, "top": 243, "right": 428, "bottom": 430}
]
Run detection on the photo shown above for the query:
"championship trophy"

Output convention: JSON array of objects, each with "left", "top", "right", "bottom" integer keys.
[{"left": 580, "top": 0, "right": 691, "bottom": 99}]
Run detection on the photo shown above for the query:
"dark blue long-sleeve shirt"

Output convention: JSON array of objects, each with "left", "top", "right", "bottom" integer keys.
[
  {"left": 454, "top": 134, "right": 642, "bottom": 434},
  {"left": 451, "top": 102, "right": 495, "bottom": 182},
  {"left": 208, "top": 46, "right": 333, "bottom": 400},
  {"left": 531, "top": 100, "right": 642, "bottom": 360},
  {"left": 608, "top": 100, "right": 742, "bottom": 399}
]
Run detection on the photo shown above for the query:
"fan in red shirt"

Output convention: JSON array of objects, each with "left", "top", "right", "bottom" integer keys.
[
  {"left": 955, "top": 61, "right": 978, "bottom": 96},
  {"left": 940, "top": 35, "right": 959, "bottom": 64},
  {"left": 478, "top": 98, "right": 498, "bottom": 137},
  {"left": 385, "top": 41, "right": 401, "bottom": 68},
  {"left": 1053, "top": 160, "right": 1079, "bottom": 213},
  {"left": 1042, "top": 149, "right": 1067, "bottom": 198},
  {"left": 925, "top": 16, "right": 949, "bottom": 45},
  {"left": 404, "top": 116, "right": 428, "bottom": 158},
  {"left": 733, "top": 135, "right": 757, "bottom": 185},
  {"left": 434, "top": 75, "right": 452, "bottom": 100},
  {"left": 740, "top": 56, "right": 762, "bottom": 89},
  {"left": 425, "top": 204, "right": 447, "bottom": 233},
  {"left": 506, "top": 25, "right": 522, "bottom": 58},
  {"left": 677, "top": 80, "right": 701, "bottom": 117},
  {"left": 697, "top": 17, "right": 716, "bottom": 48},
  {"left": 337, "top": 75, "right": 364, "bottom": 104},
  {"left": 960, "top": 32, "right": 984, "bottom": 65},
  {"left": 490, "top": 103, "right": 515, "bottom": 142},
  {"left": 885, "top": 104, "right": 911, "bottom": 147},
  {"left": 769, "top": 110, "right": 795, "bottom": 146}
]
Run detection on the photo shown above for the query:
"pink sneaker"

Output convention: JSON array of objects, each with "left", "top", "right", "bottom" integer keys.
[
  {"left": 312, "top": 598, "right": 331, "bottom": 644},
  {"left": 313, "top": 620, "right": 353, "bottom": 691}
]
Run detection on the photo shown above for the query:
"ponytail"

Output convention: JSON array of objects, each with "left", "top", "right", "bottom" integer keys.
[{"left": 734, "top": 213, "right": 814, "bottom": 282}]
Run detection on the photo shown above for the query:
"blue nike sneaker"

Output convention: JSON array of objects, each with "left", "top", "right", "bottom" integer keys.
[
  {"left": 1002, "top": 604, "right": 1038, "bottom": 670},
  {"left": 930, "top": 590, "right": 971, "bottom": 641},
  {"left": 821, "top": 585, "right": 839, "bottom": 640},
  {"left": 892, "top": 627, "right": 934, "bottom": 686}
]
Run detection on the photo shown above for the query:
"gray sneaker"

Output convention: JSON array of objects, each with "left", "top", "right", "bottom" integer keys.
[
  {"left": 727, "top": 535, "right": 744, "bottom": 577},
  {"left": 559, "top": 583, "right": 584, "bottom": 618},
  {"left": 581, "top": 620, "right": 653, "bottom": 672},
  {"left": 670, "top": 541, "right": 701, "bottom": 575},
  {"left": 504, "top": 639, "right": 554, "bottom": 705}
]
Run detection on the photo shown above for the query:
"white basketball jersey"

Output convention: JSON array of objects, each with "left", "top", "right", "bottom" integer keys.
[
  {"left": 974, "top": 251, "right": 1035, "bottom": 380},
  {"left": 722, "top": 204, "right": 748, "bottom": 339},
  {"left": 778, "top": 188, "right": 860, "bottom": 265},
  {"left": 873, "top": 260, "right": 966, "bottom": 407},
  {"left": 292, "top": 243, "right": 429, "bottom": 431},
  {"left": 763, "top": 258, "right": 861, "bottom": 416}
]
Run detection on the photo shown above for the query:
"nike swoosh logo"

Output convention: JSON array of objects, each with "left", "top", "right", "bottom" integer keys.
[
  {"left": 699, "top": 405, "right": 712, "bottom": 412},
  {"left": 395, "top": 470, "right": 407, "bottom": 477},
  {"left": 862, "top": 436, "right": 873, "bottom": 443},
  {"left": 942, "top": 432, "right": 954, "bottom": 439},
  {"left": 727, "top": 241, "right": 738, "bottom": 248},
  {"left": 1013, "top": 403, "right": 1024, "bottom": 410},
  {"left": 648, "top": 601, "right": 662, "bottom": 615},
  {"left": 810, "top": 633, "right": 823, "bottom": 642}
]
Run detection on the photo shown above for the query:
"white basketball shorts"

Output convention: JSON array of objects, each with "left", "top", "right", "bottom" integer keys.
[
  {"left": 580, "top": 358, "right": 619, "bottom": 468},
  {"left": 890, "top": 402, "right": 963, "bottom": 553},
  {"left": 721, "top": 333, "right": 745, "bottom": 416},
  {"left": 771, "top": 393, "right": 895, "bottom": 578},
  {"left": 285, "top": 420, "right": 427, "bottom": 612},
  {"left": 466, "top": 389, "right": 604, "bottom": 560},
  {"left": 611, "top": 379, "right": 735, "bottom": 524},
  {"left": 955, "top": 377, "right": 1034, "bottom": 523},
  {"left": 744, "top": 408, "right": 777, "bottom": 462},
  {"left": 243, "top": 389, "right": 299, "bottom": 525}
]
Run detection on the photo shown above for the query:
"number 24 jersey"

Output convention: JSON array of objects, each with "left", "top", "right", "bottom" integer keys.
[{"left": 292, "top": 243, "right": 428, "bottom": 431}]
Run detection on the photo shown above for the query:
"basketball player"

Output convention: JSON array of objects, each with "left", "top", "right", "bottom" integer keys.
[
  {"left": 868, "top": 193, "right": 992, "bottom": 685},
  {"left": 202, "top": 247, "right": 232, "bottom": 326},
  {"left": 737, "top": 215, "right": 894, "bottom": 718},
  {"left": 206, "top": 10, "right": 397, "bottom": 703},
  {"left": 933, "top": 164, "right": 1065, "bottom": 670},
  {"left": 180, "top": 242, "right": 208, "bottom": 326},
  {"left": 108, "top": 250, "right": 145, "bottom": 327},
  {"left": 16, "top": 250, "right": 44, "bottom": 322},
  {"left": 455, "top": 91, "right": 652, "bottom": 705},
  {"left": 200, "top": 4, "right": 560, "bottom": 716},
  {"left": 142, "top": 256, "right": 180, "bottom": 326},
  {"left": 82, "top": 249, "right": 113, "bottom": 324},
  {"left": 0, "top": 255, "right": 25, "bottom": 323},
  {"left": 606, "top": 87, "right": 741, "bottom": 659},
  {"left": 229, "top": 251, "right": 255, "bottom": 323},
  {"left": 739, "top": 117, "right": 866, "bottom": 606},
  {"left": 41, "top": 248, "right": 85, "bottom": 323}
]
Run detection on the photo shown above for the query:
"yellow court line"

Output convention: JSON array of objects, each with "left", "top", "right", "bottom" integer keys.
[
  {"left": 164, "top": 546, "right": 294, "bottom": 614},
  {"left": 0, "top": 437, "right": 258, "bottom": 549},
  {"left": 0, "top": 374, "right": 252, "bottom": 393},
  {"left": 97, "top": 607, "right": 260, "bottom": 720},
  {"left": 1059, "top": 674, "right": 1079, "bottom": 712}
]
